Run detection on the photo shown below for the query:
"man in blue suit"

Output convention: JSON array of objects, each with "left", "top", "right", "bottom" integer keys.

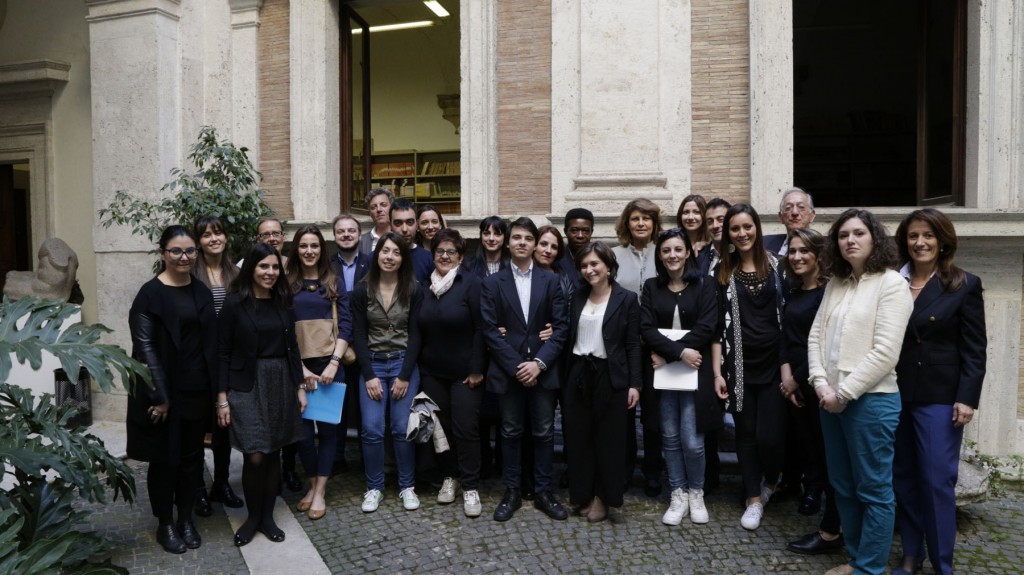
[
  {"left": 764, "top": 187, "right": 816, "bottom": 256},
  {"left": 481, "top": 217, "right": 570, "bottom": 522}
]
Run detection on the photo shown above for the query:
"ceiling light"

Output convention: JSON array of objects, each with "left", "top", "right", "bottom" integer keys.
[
  {"left": 423, "top": 1, "right": 449, "bottom": 18},
  {"left": 351, "top": 21, "right": 435, "bottom": 34}
]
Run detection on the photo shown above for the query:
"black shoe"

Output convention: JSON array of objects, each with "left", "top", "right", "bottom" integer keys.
[
  {"left": 282, "top": 470, "right": 303, "bottom": 492},
  {"left": 176, "top": 519, "right": 202, "bottom": 549},
  {"left": 234, "top": 525, "right": 256, "bottom": 547},
  {"left": 798, "top": 492, "right": 822, "bottom": 516},
  {"left": 258, "top": 524, "right": 286, "bottom": 543},
  {"left": 533, "top": 491, "right": 568, "bottom": 521},
  {"left": 786, "top": 532, "right": 844, "bottom": 555},
  {"left": 156, "top": 524, "right": 187, "bottom": 554},
  {"left": 209, "top": 481, "right": 244, "bottom": 508},
  {"left": 194, "top": 487, "right": 212, "bottom": 517},
  {"left": 493, "top": 488, "right": 522, "bottom": 522},
  {"left": 643, "top": 478, "right": 662, "bottom": 498}
]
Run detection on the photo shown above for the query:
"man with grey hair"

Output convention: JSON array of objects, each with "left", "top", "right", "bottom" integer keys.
[
  {"left": 358, "top": 188, "right": 395, "bottom": 256},
  {"left": 764, "top": 187, "right": 816, "bottom": 256}
]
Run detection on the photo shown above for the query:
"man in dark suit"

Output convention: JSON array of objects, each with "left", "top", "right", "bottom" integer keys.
[
  {"left": 559, "top": 207, "right": 593, "bottom": 284},
  {"left": 358, "top": 188, "right": 394, "bottom": 257},
  {"left": 481, "top": 217, "right": 570, "bottom": 522},
  {"left": 331, "top": 213, "right": 371, "bottom": 474},
  {"left": 764, "top": 187, "right": 816, "bottom": 256}
]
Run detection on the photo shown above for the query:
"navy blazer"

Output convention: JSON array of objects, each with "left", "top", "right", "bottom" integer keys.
[
  {"left": 480, "top": 265, "right": 568, "bottom": 393},
  {"left": 896, "top": 273, "right": 986, "bottom": 408},
  {"left": 331, "top": 251, "right": 370, "bottom": 291},
  {"left": 763, "top": 233, "right": 786, "bottom": 255},
  {"left": 568, "top": 283, "right": 642, "bottom": 391},
  {"left": 218, "top": 293, "right": 304, "bottom": 393}
]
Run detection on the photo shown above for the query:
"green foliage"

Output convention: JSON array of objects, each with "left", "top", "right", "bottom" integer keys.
[
  {"left": 1, "top": 298, "right": 142, "bottom": 574},
  {"left": 99, "top": 126, "right": 273, "bottom": 266}
]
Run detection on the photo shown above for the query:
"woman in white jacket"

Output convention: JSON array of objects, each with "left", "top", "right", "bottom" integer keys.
[{"left": 807, "top": 209, "right": 913, "bottom": 575}]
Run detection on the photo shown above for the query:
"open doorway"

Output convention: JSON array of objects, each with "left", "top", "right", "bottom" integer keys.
[
  {"left": 0, "top": 162, "right": 32, "bottom": 294},
  {"left": 340, "top": 0, "right": 461, "bottom": 215}
]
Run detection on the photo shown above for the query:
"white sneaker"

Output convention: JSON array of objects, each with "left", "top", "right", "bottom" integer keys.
[
  {"left": 741, "top": 502, "right": 764, "bottom": 530},
  {"left": 400, "top": 487, "right": 420, "bottom": 510},
  {"left": 437, "top": 477, "right": 458, "bottom": 504},
  {"left": 688, "top": 489, "right": 709, "bottom": 524},
  {"left": 661, "top": 488, "right": 689, "bottom": 525},
  {"left": 361, "top": 489, "right": 383, "bottom": 513},
  {"left": 463, "top": 490, "right": 482, "bottom": 517}
]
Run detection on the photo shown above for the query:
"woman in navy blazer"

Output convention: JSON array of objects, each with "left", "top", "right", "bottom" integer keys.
[
  {"left": 892, "top": 209, "right": 986, "bottom": 575},
  {"left": 563, "top": 242, "right": 642, "bottom": 522}
]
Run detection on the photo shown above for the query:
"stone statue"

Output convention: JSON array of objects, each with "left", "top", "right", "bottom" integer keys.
[{"left": 4, "top": 238, "right": 79, "bottom": 302}]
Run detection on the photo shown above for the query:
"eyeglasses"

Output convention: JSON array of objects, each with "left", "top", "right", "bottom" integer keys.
[
  {"left": 782, "top": 203, "right": 811, "bottom": 214},
  {"left": 164, "top": 247, "right": 198, "bottom": 259},
  {"left": 434, "top": 248, "right": 459, "bottom": 258},
  {"left": 258, "top": 231, "right": 284, "bottom": 240}
]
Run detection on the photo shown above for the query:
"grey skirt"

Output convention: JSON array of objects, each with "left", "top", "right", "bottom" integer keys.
[{"left": 229, "top": 357, "right": 305, "bottom": 454}]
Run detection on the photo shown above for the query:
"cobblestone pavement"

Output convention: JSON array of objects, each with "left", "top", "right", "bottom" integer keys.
[{"left": 85, "top": 458, "right": 1024, "bottom": 574}]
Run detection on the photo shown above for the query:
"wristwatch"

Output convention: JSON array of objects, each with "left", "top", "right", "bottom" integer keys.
[
  {"left": 534, "top": 358, "right": 548, "bottom": 372},
  {"left": 835, "top": 392, "right": 849, "bottom": 406},
  {"left": 330, "top": 354, "right": 343, "bottom": 363}
]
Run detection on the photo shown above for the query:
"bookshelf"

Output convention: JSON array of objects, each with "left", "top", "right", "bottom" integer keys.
[{"left": 353, "top": 149, "right": 461, "bottom": 215}]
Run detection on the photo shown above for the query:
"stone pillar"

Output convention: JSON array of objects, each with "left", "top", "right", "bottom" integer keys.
[
  {"left": 87, "top": 0, "right": 182, "bottom": 420},
  {"left": 230, "top": 0, "right": 263, "bottom": 165},
  {"left": 551, "top": 0, "right": 691, "bottom": 218},
  {"left": 460, "top": 0, "right": 498, "bottom": 218},
  {"left": 289, "top": 0, "right": 339, "bottom": 221}
]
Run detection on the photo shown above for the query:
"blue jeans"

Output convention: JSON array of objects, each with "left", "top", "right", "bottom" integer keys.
[
  {"left": 297, "top": 419, "right": 337, "bottom": 478},
  {"left": 498, "top": 384, "right": 557, "bottom": 493},
  {"left": 820, "top": 392, "right": 901, "bottom": 575},
  {"left": 661, "top": 390, "right": 705, "bottom": 491},
  {"left": 359, "top": 355, "right": 420, "bottom": 491}
]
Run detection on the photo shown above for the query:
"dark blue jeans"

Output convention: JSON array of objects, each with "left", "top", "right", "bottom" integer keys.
[
  {"left": 298, "top": 419, "right": 338, "bottom": 478},
  {"left": 498, "top": 384, "right": 557, "bottom": 493}
]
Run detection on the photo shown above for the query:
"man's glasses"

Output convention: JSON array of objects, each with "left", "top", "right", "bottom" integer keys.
[{"left": 258, "top": 231, "right": 284, "bottom": 240}]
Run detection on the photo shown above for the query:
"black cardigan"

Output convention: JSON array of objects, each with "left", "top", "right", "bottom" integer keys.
[
  {"left": 417, "top": 269, "right": 486, "bottom": 381},
  {"left": 349, "top": 281, "right": 423, "bottom": 382},
  {"left": 217, "top": 293, "right": 304, "bottom": 392}
]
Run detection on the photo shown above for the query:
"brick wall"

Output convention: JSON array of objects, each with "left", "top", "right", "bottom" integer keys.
[
  {"left": 496, "top": 0, "right": 552, "bottom": 216},
  {"left": 258, "top": 0, "right": 292, "bottom": 219},
  {"left": 690, "top": 0, "right": 751, "bottom": 206}
]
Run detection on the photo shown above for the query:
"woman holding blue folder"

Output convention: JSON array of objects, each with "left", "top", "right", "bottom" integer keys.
[{"left": 285, "top": 225, "right": 352, "bottom": 521}]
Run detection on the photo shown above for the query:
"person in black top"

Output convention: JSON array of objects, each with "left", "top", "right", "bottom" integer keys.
[
  {"left": 417, "top": 228, "right": 487, "bottom": 517},
  {"left": 778, "top": 229, "right": 844, "bottom": 557},
  {"left": 467, "top": 215, "right": 511, "bottom": 278},
  {"left": 215, "top": 242, "right": 307, "bottom": 547},
  {"left": 128, "top": 225, "right": 218, "bottom": 554}
]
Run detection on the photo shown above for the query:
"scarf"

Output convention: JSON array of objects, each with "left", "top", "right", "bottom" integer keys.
[{"left": 430, "top": 265, "right": 459, "bottom": 298}]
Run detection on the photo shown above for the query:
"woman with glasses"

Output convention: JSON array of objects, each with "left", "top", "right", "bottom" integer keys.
[
  {"left": 416, "top": 229, "right": 486, "bottom": 517},
  {"left": 642, "top": 228, "right": 724, "bottom": 527},
  {"left": 190, "top": 216, "right": 244, "bottom": 517},
  {"left": 284, "top": 225, "right": 352, "bottom": 521},
  {"left": 351, "top": 232, "right": 424, "bottom": 513},
  {"left": 216, "top": 242, "right": 307, "bottom": 546},
  {"left": 128, "top": 225, "right": 218, "bottom": 553}
]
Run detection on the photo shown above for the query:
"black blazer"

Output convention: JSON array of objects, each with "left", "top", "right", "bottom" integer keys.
[
  {"left": 639, "top": 277, "right": 723, "bottom": 432},
  {"left": 764, "top": 233, "right": 786, "bottom": 255},
  {"left": 896, "top": 273, "right": 986, "bottom": 408},
  {"left": 568, "top": 283, "right": 642, "bottom": 391},
  {"left": 127, "top": 277, "right": 218, "bottom": 461},
  {"left": 218, "top": 293, "right": 304, "bottom": 392},
  {"left": 480, "top": 265, "right": 568, "bottom": 393}
]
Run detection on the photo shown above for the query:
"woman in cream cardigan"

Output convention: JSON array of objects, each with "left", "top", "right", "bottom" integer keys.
[{"left": 807, "top": 209, "right": 913, "bottom": 575}]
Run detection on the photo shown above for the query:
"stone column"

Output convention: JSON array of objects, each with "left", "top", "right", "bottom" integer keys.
[
  {"left": 551, "top": 0, "right": 691, "bottom": 218},
  {"left": 459, "top": 0, "right": 498, "bottom": 218},
  {"left": 289, "top": 0, "right": 340, "bottom": 221},
  {"left": 230, "top": 0, "right": 263, "bottom": 165}
]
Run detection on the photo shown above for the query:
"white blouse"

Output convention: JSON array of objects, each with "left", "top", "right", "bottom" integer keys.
[{"left": 572, "top": 298, "right": 608, "bottom": 358}]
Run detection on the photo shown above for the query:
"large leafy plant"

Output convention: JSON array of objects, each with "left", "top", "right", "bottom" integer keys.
[
  {"left": 99, "top": 125, "right": 273, "bottom": 264},
  {"left": 0, "top": 296, "right": 151, "bottom": 574}
]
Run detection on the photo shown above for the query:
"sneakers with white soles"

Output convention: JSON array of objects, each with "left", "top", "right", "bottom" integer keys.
[
  {"left": 361, "top": 489, "right": 383, "bottom": 513},
  {"left": 463, "top": 490, "right": 482, "bottom": 517},
  {"left": 741, "top": 502, "right": 764, "bottom": 530},
  {"left": 400, "top": 487, "right": 420, "bottom": 510},
  {"left": 438, "top": 477, "right": 457, "bottom": 504},
  {"left": 662, "top": 488, "right": 689, "bottom": 525},
  {"left": 689, "top": 489, "right": 709, "bottom": 524}
]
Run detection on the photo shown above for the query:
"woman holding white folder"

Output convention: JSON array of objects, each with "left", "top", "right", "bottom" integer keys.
[{"left": 641, "top": 228, "right": 725, "bottom": 526}]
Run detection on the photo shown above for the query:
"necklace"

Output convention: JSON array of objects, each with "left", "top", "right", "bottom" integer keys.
[{"left": 909, "top": 283, "right": 926, "bottom": 291}]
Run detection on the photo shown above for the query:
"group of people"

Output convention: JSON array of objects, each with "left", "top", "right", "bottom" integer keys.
[{"left": 126, "top": 186, "right": 985, "bottom": 575}]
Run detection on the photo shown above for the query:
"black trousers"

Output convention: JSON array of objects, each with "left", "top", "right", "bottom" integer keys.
[
  {"left": 626, "top": 358, "right": 663, "bottom": 483},
  {"left": 420, "top": 372, "right": 483, "bottom": 490},
  {"left": 795, "top": 381, "right": 840, "bottom": 534},
  {"left": 148, "top": 407, "right": 208, "bottom": 522},
  {"left": 734, "top": 383, "right": 787, "bottom": 499},
  {"left": 564, "top": 355, "right": 629, "bottom": 508}
]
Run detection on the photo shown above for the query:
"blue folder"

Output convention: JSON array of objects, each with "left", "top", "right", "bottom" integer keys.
[{"left": 302, "top": 382, "right": 347, "bottom": 424}]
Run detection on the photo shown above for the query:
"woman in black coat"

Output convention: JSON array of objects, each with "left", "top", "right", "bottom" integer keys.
[
  {"left": 215, "top": 242, "right": 306, "bottom": 547},
  {"left": 892, "top": 209, "right": 987, "bottom": 575},
  {"left": 128, "top": 225, "right": 217, "bottom": 554},
  {"left": 641, "top": 228, "right": 724, "bottom": 527},
  {"left": 563, "top": 242, "right": 642, "bottom": 522}
]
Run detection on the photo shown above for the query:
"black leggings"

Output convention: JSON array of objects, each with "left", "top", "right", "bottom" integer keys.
[
  {"left": 148, "top": 415, "right": 207, "bottom": 524},
  {"left": 235, "top": 451, "right": 282, "bottom": 539},
  {"left": 734, "top": 383, "right": 787, "bottom": 499}
]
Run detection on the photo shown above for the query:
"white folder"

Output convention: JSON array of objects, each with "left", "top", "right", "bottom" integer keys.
[{"left": 652, "top": 329, "right": 699, "bottom": 391}]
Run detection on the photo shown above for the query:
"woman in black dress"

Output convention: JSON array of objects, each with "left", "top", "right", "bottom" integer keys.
[
  {"left": 216, "top": 242, "right": 306, "bottom": 546},
  {"left": 127, "top": 225, "right": 217, "bottom": 554}
]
